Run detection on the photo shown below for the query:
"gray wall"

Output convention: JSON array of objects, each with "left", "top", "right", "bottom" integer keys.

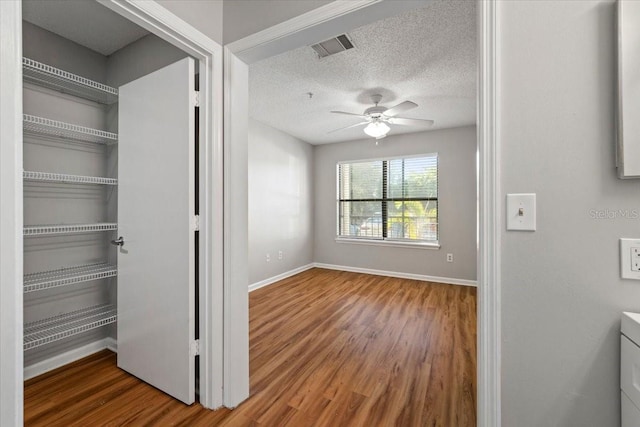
[
  {"left": 106, "top": 34, "right": 187, "bottom": 88},
  {"left": 23, "top": 20, "right": 107, "bottom": 83},
  {"left": 22, "top": 22, "right": 113, "bottom": 367},
  {"left": 223, "top": 0, "right": 334, "bottom": 44},
  {"left": 500, "top": 1, "right": 640, "bottom": 425},
  {"left": 248, "top": 119, "right": 314, "bottom": 285},
  {"left": 314, "top": 126, "right": 477, "bottom": 281},
  {"left": 157, "top": 0, "right": 223, "bottom": 45}
]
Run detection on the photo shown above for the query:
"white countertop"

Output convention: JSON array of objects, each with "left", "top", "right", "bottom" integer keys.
[{"left": 622, "top": 312, "right": 640, "bottom": 346}]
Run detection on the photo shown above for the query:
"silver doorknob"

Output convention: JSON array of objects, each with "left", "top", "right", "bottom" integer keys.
[{"left": 111, "top": 236, "right": 125, "bottom": 246}]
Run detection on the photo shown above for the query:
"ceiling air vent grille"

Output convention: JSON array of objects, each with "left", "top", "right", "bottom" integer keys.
[{"left": 311, "top": 34, "right": 354, "bottom": 58}]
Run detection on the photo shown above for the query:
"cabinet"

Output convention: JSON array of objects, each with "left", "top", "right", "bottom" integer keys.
[
  {"left": 621, "top": 312, "right": 640, "bottom": 426},
  {"left": 22, "top": 57, "right": 119, "bottom": 354},
  {"left": 617, "top": 0, "right": 640, "bottom": 178}
]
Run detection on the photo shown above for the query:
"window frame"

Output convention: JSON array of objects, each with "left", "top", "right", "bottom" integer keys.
[{"left": 336, "top": 153, "right": 439, "bottom": 248}]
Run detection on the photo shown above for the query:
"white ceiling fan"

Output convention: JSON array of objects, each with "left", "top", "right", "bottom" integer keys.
[{"left": 329, "top": 94, "right": 434, "bottom": 139}]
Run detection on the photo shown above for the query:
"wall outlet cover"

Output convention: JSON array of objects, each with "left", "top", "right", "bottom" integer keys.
[{"left": 620, "top": 238, "right": 640, "bottom": 280}]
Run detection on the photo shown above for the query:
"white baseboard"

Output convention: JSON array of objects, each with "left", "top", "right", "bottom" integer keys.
[
  {"left": 249, "top": 262, "right": 477, "bottom": 293},
  {"left": 249, "top": 263, "right": 315, "bottom": 292},
  {"left": 313, "top": 263, "right": 477, "bottom": 287},
  {"left": 24, "top": 337, "right": 116, "bottom": 380},
  {"left": 105, "top": 336, "right": 117, "bottom": 353}
]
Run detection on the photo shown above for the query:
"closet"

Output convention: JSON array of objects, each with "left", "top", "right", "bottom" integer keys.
[{"left": 21, "top": 1, "right": 198, "bottom": 405}]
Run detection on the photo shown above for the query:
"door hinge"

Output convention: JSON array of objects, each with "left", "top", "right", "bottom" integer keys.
[
  {"left": 193, "top": 90, "right": 200, "bottom": 107},
  {"left": 190, "top": 339, "right": 200, "bottom": 356},
  {"left": 192, "top": 214, "right": 200, "bottom": 231}
]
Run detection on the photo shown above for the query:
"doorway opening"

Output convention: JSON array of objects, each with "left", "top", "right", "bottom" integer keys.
[{"left": 242, "top": 1, "right": 480, "bottom": 424}]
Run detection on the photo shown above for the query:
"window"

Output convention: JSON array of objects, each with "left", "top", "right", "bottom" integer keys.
[{"left": 337, "top": 154, "right": 438, "bottom": 244}]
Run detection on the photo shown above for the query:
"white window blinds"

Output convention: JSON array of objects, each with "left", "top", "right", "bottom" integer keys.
[{"left": 337, "top": 154, "right": 438, "bottom": 242}]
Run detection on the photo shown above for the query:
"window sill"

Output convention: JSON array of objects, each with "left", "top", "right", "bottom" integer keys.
[{"left": 335, "top": 237, "right": 440, "bottom": 250}]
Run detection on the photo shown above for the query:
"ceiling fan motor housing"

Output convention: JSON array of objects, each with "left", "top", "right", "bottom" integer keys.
[{"left": 364, "top": 105, "right": 388, "bottom": 119}]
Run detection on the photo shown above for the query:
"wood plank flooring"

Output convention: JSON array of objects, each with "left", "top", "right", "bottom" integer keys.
[{"left": 24, "top": 268, "right": 477, "bottom": 426}]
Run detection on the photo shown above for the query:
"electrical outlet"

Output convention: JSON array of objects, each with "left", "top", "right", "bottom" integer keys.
[
  {"left": 446, "top": 253, "right": 454, "bottom": 263},
  {"left": 278, "top": 250, "right": 283, "bottom": 260},
  {"left": 620, "top": 239, "right": 640, "bottom": 279},
  {"left": 266, "top": 253, "right": 271, "bottom": 262},
  {"left": 633, "top": 247, "right": 640, "bottom": 272}
]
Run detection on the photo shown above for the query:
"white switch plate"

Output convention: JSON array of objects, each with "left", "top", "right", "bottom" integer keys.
[
  {"left": 506, "top": 193, "right": 536, "bottom": 231},
  {"left": 620, "top": 238, "right": 640, "bottom": 280}
]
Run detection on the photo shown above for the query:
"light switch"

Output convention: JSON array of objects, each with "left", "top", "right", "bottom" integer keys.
[{"left": 506, "top": 193, "right": 536, "bottom": 231}]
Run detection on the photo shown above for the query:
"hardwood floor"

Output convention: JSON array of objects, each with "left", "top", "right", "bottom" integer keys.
[{"left": 24, "top": 268, "right": 477, "bottom": 426}]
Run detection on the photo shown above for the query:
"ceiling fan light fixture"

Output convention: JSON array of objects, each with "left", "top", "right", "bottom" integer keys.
[{"left": 364, "top": 121, "right": 390, "bottom": 139}]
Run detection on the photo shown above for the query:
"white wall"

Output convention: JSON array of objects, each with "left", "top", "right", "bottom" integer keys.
[
  {"left": 499, "top": 1, "right": 640, "bottom": 425},
  {"left": 248, "top": 119, "right": 314, "bottom": 285},
  {"left": 314, "top": 126, "right": 477, "bottom": 281}
]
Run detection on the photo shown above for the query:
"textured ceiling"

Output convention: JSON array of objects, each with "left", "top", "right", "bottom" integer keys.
[
  {"left": 249, "top": 1, "right": 477, "bottom": 145},
  {"left": 22, "top": 0, "right": 149, "bottom": 56}
]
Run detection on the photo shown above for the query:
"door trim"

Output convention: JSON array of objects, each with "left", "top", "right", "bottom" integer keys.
[
  {"left": 478, "top": 1, "right": 501, "bottom": 426},
  {"left": 224, "top": 0, "right": 501, "bottom": 423},
  {"left": 97, "top": 0, "right": 225, "bottom": 410},
  {"left": 0, "top": 1, "right": 24, "bottom": 425},
  {"left": 221, "top": 47, "right": 250, "bottom": 407}
]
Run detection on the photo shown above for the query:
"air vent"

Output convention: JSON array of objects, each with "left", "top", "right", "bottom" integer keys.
[{"left": 311, "top": 34, "right": 354, "bottom": 58}]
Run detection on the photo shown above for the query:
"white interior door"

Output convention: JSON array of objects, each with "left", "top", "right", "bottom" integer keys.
[{"left": 117, "top": 57, "right": 196, "bottom": 404}]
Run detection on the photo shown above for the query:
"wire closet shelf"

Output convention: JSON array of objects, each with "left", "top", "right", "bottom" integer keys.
[
  {"left": 23, "top": 114, "right": 117, "bottom": 145},
  {"left": 24, "top": 304, "right": 117, "bottom": 350},
  {"left": 23, "top": 57, "right": 118, "bottom": 104},
  {"left": 24, "top": 262, "right": 117, "bottom": 293},
  {"left": 23, "top": 171, "right": 117, "bottom": 186},
  {"left": 23, "top": 223, "right": 118, "bottom": 237}
]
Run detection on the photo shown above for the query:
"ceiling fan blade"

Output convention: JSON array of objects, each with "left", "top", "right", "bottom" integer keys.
[
  {"left": 389, "top": 117, "right": 434, "bottom": 127},
  {"left": 383, "top": 101, "right": 418, "bottom": 117},
  {"left": 330, "top": 111, "right": 367, "bottom": 118},
  {"left": 327, "top": 121, "right": 369, "bottom": 134}
]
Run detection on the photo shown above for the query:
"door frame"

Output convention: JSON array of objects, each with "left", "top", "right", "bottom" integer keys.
[
  {"left": 98, "top": 1, "right": 224, "bottom": 410},
  {"left": 0, "top": 2, "right": 24, "bottom": 425},
  {"left": 0, "top": 0, "right": 226, "bottom": 421},
  {"left": 224, "top": 0, "right": 501, "bottom": 424}
]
